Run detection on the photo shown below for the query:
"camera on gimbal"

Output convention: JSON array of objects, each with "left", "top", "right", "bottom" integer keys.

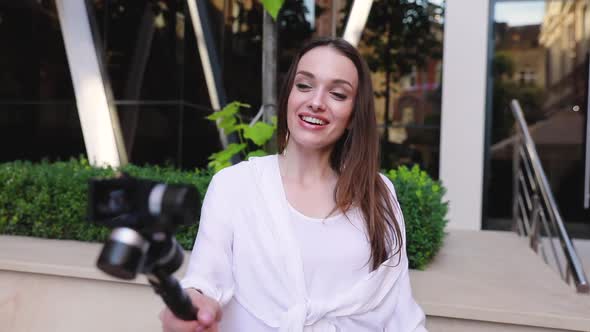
[{"left": 88, "top": 173, "right": 200, "bottom": 320}]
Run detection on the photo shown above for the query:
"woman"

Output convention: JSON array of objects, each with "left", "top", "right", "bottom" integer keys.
[{"left": 160, "top": 37, "right": 427, "bottom": 332}]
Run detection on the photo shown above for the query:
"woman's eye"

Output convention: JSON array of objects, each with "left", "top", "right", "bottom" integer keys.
[
  {"left": 295, "top": 83, "right": 312, "bottom": 90},
  {"left": 331, "top": 92, "right": 347, "bottom": 100}
]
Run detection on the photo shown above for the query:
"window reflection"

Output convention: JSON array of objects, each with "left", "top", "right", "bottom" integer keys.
[
  {"left": 351, "top": 0, "right": 444, "bottom": 178},
  {"left": 0, "top": 0, "right": 445, "bottom": 176},
  {"left": 0, "top": 0, "right": 84, "bottom": 163},
  {"left": 486, "top": 0, "right": 590, "bottom": 235}
]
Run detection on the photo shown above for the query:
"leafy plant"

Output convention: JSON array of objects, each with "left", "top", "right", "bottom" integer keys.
[
  {"left": 206, "top": 101, "right": 277, "bottom": 173},
  {"left": 262, "top": 0, "right": 286, "bottom": 19},
  {"left": 385, "top": 165, "right": 448, "bottom": 270}
]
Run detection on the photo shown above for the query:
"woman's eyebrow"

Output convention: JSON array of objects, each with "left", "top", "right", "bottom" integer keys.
[
  {"left": 332, "top": 79, "right": 354, "bottom": 89},
  {"left": 295, "top": 70, "right": 315, "bottom": 79},
  {"left": 296, "top": 70, "right": 353, "bottom": 89}
]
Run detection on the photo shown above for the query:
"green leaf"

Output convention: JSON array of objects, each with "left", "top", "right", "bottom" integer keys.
[
  {"left": 242, "top": 122, "right": 275, "bottom": 146},
  {"left": 208, "top": 159, "right": 232, "bottom": 173},
  {"left": 218, "top": 115, "right": 237, "bottom": 133},
  {"left": 206, "top": 101, "right": 249, "bottom": 121},
  {"left": 261, "top": 0, "right": 285, "bottom": 19},
  {"left": 247, "top": 150, "right": 268, "bottom": 158},
  {"left": 208, "top": 143, "right": 247, "bottom": 163}
]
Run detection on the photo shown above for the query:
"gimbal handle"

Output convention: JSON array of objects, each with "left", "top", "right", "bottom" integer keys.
[{"left": 147, "top": 268, "right": 198, "bottom": 321}]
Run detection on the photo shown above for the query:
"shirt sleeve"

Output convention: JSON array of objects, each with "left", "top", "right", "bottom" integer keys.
[
  {"left": 380, "top": 174, "right": 428, "bottom": 331},
  {"left": 180, "top": 172, "right": 235, "bottom": 306}
]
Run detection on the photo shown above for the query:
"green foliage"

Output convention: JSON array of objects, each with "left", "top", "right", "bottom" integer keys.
[
  {"left": 261, "top": 0, "right": 285, "bottom": 19},
  {"left": 493, "top": 52, "right": 515, "bottom": 78},
  {"left": 240, "top": 121, "right": 276, "bottom": 146},
  {"left": 206, "top": 102, "right": 277, "bottom": 173},
  {"left": 1, "top": 158, "right": 448, "bottom": 269},
  {"left": 0, "top": 157, "right": 212, "bottom": 249},
  {"left": 385, "top": 165, "right": 448, "bottom": 270}
]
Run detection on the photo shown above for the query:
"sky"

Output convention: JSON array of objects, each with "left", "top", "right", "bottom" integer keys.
[{"left": 494, "top": 1, "right": 546, "bottom": 26}]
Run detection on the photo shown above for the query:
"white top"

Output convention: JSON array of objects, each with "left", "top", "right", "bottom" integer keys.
[{"left": 181, "top": 155, "right": 427, "bottom": 331}]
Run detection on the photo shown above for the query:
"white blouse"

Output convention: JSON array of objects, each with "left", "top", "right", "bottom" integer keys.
[{"left": 181, "top": 155, "right": 427, "bottom": 331}]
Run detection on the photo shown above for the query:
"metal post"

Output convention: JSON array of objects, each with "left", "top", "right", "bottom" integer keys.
[
  {"left": 186, "top": 0, "right": 229, "bottom": 147},
  {"left": 342, "top": 0, "right": 373, "bottom": 46},
  {"left": 55, "top": 0, "right": 127, "bottom": 167}
]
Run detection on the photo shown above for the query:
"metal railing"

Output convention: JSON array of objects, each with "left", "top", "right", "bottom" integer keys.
[{"left": 510, "top": 99, "right": 589, "bottom": 293}]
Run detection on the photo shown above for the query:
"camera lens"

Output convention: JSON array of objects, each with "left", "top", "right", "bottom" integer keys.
[{"left": 97, "top": 228, "right": 148, "bottom": 280}]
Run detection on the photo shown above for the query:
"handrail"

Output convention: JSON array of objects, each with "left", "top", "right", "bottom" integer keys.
[{"left": 510, "top": 99, "right": 589, "bottom": 293}]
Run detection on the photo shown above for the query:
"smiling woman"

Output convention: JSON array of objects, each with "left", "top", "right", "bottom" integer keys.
[
  {"left": 160, "top": 37, "right": 427, "bottom": 332},
  {"left": 285, "top": 46, "right": 357, "bottom": 151}
]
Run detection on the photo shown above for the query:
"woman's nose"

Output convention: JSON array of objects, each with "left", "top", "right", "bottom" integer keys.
[{"left": 309, "top": 90, "right": 326, "bottom": 111}]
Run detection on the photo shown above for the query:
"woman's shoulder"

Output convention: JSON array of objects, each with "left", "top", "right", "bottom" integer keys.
[
  {"left": 378, "top": 173, "right": 397, "bottom": 198},
  {"left": 210, "top": 154, "right": 277, "bottom": 188}
]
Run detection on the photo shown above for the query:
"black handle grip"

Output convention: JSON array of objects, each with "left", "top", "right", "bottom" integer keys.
[{"left": 149, "top": 272, "right": 197, "bottom": 321}]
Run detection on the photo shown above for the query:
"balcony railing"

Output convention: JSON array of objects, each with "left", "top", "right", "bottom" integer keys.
[{"left": 510, "top": 99, "right": 589, "bottom": 293}]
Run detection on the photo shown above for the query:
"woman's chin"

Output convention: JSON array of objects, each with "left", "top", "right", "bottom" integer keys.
[{"left": 289, "top": 136, "right": 338, "bottom": 152}]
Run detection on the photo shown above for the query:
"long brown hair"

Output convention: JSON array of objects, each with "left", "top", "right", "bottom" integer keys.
[{"left": 276, "top": 37, "right": 402, "bottom": 270}]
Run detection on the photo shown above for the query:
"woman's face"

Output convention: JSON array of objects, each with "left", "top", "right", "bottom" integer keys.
[{"left": 286, "top": 46, "right": 358, "bottom": 151}]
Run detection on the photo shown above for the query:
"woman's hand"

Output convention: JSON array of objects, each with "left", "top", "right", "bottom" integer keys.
[{"left": 159, "top": 288, "right": 222, "bottom": 332}]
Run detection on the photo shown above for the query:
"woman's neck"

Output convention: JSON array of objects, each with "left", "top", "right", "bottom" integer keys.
[{"left": 279, "top": 143, "right": 336, "bottom": 185}]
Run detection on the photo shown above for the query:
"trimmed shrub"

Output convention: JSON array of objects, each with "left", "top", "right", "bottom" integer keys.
[
  {"left": 385, "top": 165, "right": 448, "bottom": 269},
  {"left": 0, "top": 159, "right": 448, "bottom": 268},
  {"left": 0, "top": 158, "right": 212, "bottom": 249}
]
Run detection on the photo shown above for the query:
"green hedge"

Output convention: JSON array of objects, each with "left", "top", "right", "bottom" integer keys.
[
  {"left": 0, "top": 158, "right": 212, "bottom": 249},
  {"left": 0, "top": 158, "right": 447, "bottom": 269},
  {"left": 385, "top": 166, "right": 448, "bottom": 269}
]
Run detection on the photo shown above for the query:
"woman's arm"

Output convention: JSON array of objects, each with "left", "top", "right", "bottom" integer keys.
[
  {"left": 161, "top": 172, "right": 236, "bottom": 331},
  {"left": 180, "top": 172, "right": 236, "bottom": 306}
]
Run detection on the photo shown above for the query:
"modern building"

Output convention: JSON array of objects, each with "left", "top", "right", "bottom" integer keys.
[
  {"left": 2, "top": 1, "right": 590, "bottom": 331},
  {"left": 0, "top": 0, "right": 589, "bottom": 235}
]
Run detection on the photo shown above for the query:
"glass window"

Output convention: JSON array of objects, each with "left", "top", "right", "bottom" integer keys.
[
  {"left": 0, "top": 0, "right": 84, "bottom": 163},
  {"left": 352, "top": 0, "right": 445, "bottom": 178},
  {"left": 485, "top": 0, "right": 590, "bottom": 236}
]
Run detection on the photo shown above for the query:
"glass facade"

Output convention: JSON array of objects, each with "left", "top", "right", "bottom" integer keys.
[
  {"left": 91, "top": 0, "right": 223, "bottom": 169},
  {"left": 485, "top": 0, "right": 590, "bottom": 237},
  {"left": 0, "top": 0, "right": 445, "bottom": 179},
  {"left": 355, "top": 0, "right": 445, "bottom": 179},
  {"left": 0, "top": 1, "right": 84, "bottom": 162}
]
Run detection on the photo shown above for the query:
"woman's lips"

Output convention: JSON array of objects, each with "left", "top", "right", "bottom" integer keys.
[{"left": 298, "top": 114, "right": 329, "bottom": 130}]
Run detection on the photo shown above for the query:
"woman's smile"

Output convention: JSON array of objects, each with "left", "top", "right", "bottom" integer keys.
[{"left": 297, "top": 112, "right": 330, "bottom": 129}]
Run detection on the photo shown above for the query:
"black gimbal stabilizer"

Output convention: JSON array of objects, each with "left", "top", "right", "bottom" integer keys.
[{"left": 87, "top": 173, "right": 200, "bottom": 320}]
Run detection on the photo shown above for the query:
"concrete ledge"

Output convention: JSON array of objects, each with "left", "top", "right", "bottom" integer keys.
[
  {"left": 413, "top": 230, "right": 590, "bottom": 331},
  {"left": 1, "top": 231, "right": 590, "bottom": 331}
]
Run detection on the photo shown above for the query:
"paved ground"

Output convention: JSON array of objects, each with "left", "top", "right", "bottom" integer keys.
[{"left": 411, "top": 230, "right": 590, "bottom": 331}]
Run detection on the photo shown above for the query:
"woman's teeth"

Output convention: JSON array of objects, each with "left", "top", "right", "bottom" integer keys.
[{"left": 301, "top": 116, "right": 326, "bottom": 125}]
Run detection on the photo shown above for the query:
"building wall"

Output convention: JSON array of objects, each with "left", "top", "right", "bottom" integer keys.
[{"left": 440, "top": 0, "right": 490, "bottom": 230}]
